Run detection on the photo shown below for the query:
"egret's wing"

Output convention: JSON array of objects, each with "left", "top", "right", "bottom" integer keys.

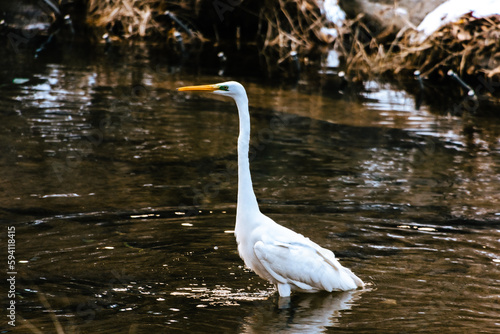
[{"left": 254, "top": 234, "right": 361, "bottom": 292}]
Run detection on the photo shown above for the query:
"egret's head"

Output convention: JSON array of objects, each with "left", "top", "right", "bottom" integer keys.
[{"left": 177, "top": 81, "right": 246, "bottom": 100}]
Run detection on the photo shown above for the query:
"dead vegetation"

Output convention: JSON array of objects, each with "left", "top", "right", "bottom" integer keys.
[
  {"left": 87, "top": 0, "right": 163, "bottom": 38},
  {"left": 404, "top": 14, "right": 500, "bottom": 80},
  {"left": 84, "top": 0, "right": 500, "bottom": 91},
  {"left": 86, "top": 0, "right": 204, "bottom": 43},
  {"left": 338, "top": 13, "right": 500, "bottom": 85},
  {"left": 256, "top": 0, "right": 334, "bottom": 69},
  {"left": 84, "top": 0, "right": 333, "bottom": 63}
]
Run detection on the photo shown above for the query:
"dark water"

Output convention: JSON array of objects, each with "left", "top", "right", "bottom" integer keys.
[{"left": 1, "top": 43, "right": 499, "bottom": 333}]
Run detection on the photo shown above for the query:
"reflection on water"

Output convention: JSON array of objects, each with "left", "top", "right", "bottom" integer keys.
[
  {"left": 240, "top": 290, "right": 365, "bottom": 333},
  {"left": 1, "top": 43, "right": 499, "bottom": 333}
]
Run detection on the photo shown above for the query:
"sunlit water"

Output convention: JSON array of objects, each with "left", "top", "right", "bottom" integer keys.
[{"left": 1, "top": 43, "right": 499, "bottom": 333}]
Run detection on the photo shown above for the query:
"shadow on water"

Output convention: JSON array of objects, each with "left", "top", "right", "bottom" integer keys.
[{"left": 1, "top": 43, "right": 499, "bottom": 333}]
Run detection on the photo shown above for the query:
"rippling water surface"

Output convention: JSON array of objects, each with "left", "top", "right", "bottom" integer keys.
[{"left": 1, "top": 44, "right": 499, "bottom": 333}]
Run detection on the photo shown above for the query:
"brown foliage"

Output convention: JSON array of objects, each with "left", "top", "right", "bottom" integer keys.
[{"left": 339, "top": 13, "right": 500, "bottom": 82}]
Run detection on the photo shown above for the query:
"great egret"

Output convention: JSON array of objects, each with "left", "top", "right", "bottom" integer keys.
[{"left": 177, "top": 81, "right": 364, "bottom": 297}]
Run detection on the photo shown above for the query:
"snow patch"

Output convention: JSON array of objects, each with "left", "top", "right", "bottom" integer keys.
[
  {"left": 322, "top": 0, "right": 346, "bottom": 27},
  {"left": 319, "top": 0, "right": 346, "bottom": 68},
  {"left": 415, "top": 0, "right": 500, "bottom": 43}
]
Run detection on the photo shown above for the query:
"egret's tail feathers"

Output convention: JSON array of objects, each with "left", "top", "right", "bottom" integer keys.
[
  {"left": 340, "top": 266, "right": 364, "bottom": 290},
  {"left": 322, "top": 266, "right": 362, "bottom": 292},
  {"left": 319, "top": 252, "right": 364, "bottom": 291}
]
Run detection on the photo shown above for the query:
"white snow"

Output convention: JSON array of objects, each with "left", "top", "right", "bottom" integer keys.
[
  {"left": 415, "top": 0, "right": 500, "bottom": 42},
  {"left": 322, "top": 0, "right": 346, "bottom": 27},
  {"left": 320, "top": 26, "right": 339, "bottom": 39},
  {"left": 325, "top": 49, "right": 340, "bottom": 68},
  {"left": 319, "top": 0, "right": 346, "bottom": 68}
]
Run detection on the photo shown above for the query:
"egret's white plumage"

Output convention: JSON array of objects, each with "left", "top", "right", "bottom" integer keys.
[{"left": 177, "top": 81, "right": 364, "bottom": 297}]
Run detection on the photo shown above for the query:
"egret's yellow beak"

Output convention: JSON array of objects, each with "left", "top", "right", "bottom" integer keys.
[{"left": 177, "top": 84, "right": 218, "bottom": 92}]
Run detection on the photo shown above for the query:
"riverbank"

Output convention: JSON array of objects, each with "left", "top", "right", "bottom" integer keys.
[
  {"left": 337, "top": 10, "right": 500, "bottom": 115},
  {"left": 1, "top": 0, "right": 499, "bottom": 113}
]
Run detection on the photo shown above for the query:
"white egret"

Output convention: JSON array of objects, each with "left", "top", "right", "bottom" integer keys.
[{"left": 177, "top": 81, "right": 364, "bottom": 297}]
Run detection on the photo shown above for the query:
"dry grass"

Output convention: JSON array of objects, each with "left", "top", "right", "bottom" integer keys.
[
  {"left": 257, "top": 0, "right": 333, "bottom": 64},
  {"left": 338, "top": 13, "right": 500, "bottom": 83},
  {"left": 85, "top": 0, "right": 333, "bottom": 62},
  {"left": 86, "top": 0, "right": 202, "bottom": 42},
  {"left": 87, "top": 0, "right": 161, "bottom": 38}
]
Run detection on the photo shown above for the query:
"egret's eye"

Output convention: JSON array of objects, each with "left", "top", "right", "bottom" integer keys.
[{"left": 218, "top": 85, "right": 229, "bottom": 91}]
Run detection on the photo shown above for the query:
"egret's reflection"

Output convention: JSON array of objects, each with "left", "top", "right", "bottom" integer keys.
[{"left": 241, "top": 289, "right": 365, "bottom": 333}]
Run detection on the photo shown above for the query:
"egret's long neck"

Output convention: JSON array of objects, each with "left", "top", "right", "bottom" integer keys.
[{"left": 234, "top": 95, "right": 260, "bottom": 216}]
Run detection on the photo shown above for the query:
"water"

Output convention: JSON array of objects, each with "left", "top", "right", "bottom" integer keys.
[{"left": 1, "top": 43, "right": 499, "bottom": 333}]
